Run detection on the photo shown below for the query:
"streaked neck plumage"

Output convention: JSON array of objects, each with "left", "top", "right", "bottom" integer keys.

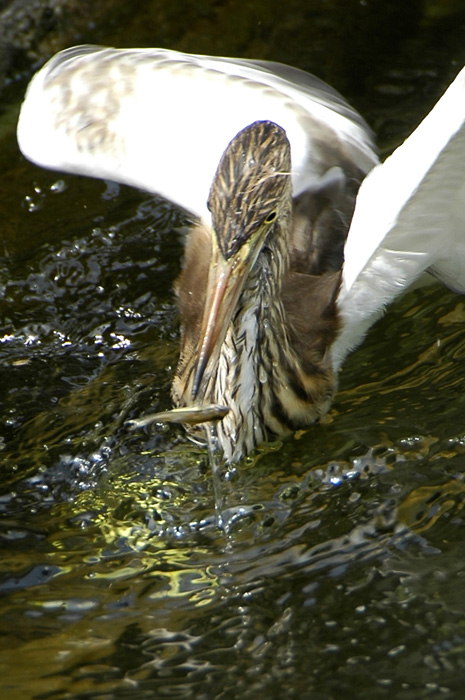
[
  {"left": 210, "top": 211, "right": 335, "bottom": 462},
  {"left": 173, "top": 121, "right": 339, "bottom": 463}
]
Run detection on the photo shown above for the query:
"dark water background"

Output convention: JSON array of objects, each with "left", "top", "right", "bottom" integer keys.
[{"left": 2, "top": 1, "right": 465, "bottom": 698}]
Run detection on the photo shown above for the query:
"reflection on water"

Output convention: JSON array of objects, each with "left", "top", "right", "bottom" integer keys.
[
  {"left": 2, "top": 238, "right": 465, "bottom": 698},
  {"left": 2, "top": 3, "right": 465, "bottom": 699}
]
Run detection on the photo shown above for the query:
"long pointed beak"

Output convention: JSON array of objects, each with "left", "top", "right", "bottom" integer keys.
[{"left": 192, "top": 234, "right": 257, "bottom": 400}]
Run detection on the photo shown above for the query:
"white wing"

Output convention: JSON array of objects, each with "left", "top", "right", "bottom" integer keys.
[
  {"left": 17, "top": 45, "right": 377, "bottom": 223},
  {"left": 333, "top": 65, "right": 465, "bottom": 369}
]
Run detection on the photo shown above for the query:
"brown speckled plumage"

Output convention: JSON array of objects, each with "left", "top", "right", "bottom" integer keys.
[{"left": 172, "top": 120, "right": 355, "bottom": 463}]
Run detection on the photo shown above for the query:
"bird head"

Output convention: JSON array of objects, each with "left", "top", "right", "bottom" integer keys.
[{"left": 190, "top": 120, "right": 293, "bottom": 402}]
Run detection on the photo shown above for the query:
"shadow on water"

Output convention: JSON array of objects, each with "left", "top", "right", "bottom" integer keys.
[{"left": 2, "top": 1, "right": 465, "bottom": 699}]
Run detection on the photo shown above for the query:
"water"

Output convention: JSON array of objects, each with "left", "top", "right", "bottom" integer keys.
[{"left": 2, "top": 1, "right": 465, "bottom": 698}]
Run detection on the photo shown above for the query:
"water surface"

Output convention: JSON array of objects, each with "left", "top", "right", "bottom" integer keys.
[{"left": 2, "top": 2, "right": 465, "bottom": 698}]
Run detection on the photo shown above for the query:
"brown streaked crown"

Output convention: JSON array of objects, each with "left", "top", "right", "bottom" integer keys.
[{"left": 207, "top": 120, "right": 291, "bottom": 259}]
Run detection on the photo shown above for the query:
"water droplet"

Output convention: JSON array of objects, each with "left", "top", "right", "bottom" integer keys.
[{"left": 50, "top": 179, "right": 67, "bottom": 194}]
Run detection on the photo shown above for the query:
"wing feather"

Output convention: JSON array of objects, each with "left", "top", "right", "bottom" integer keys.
[
  {"left": 17, "top": 45, "right": 377, "bottom": 223},
  {"left": 333, "top": 66, "right": 465, "bottom": 368}
]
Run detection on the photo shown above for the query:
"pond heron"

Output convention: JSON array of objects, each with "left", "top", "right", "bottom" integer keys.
[{"left": 17, "top": 47, "right": 465, "bottom": 462}]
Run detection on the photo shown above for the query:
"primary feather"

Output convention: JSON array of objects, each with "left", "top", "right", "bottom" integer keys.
[
  {"left": 332, "top": 65, "right": 465, "bottom": 367},
  {"left": 17, "top": 46, "right": 376, "bottom": 224}
]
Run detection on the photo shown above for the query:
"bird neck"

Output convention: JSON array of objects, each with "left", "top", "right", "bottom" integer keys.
[
  {"left": 212, "top": 219, "right": 335, "bottom": 463},
  {"left": 215, "top": 230, "right": 289, "bottom": 461},
  {"left": 173, "top": 217, "right": 339, "bottom": 464}
]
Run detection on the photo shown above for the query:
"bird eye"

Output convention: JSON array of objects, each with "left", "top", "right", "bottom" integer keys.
[{"left": 264, "top": 211, "right": 277, "bottom": 224}]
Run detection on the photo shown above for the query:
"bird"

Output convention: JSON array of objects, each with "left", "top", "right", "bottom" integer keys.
[{"left": 17, "top": 46, "right": 465, "bottom": 463}]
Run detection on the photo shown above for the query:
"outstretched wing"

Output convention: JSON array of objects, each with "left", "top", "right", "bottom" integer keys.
[
  {"left": 333, "top": 65, "right": 465, "bottom": 369},
  {"left": 17, "top": 45, "right": 377, "bottom": 223}
]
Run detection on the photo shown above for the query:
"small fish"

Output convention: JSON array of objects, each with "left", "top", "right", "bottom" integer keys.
[{"left": 128, "top": 404, "right": 229, "bottom": 429}]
